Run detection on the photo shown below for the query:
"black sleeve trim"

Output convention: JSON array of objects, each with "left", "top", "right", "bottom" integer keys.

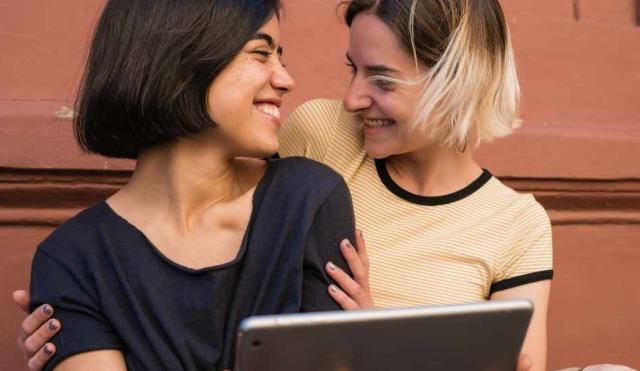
[{"left": 490, "top": 270, "right": 554, "bottom": 294}]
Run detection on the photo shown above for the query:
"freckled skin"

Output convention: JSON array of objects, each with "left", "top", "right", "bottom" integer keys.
[{"left": 207, "top": 17, "right": 294, "bottom": 159}]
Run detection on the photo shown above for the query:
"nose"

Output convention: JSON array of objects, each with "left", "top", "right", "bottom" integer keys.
[
  {"left": 343, "top": 75, "right": 373, "bottom": 113},
  {"left": 272, "top": 62, "right": 295, "bottom": 94}
]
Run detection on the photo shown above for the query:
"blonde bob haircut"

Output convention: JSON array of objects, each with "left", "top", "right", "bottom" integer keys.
[{"left": 344, "top": 0, "right": 521, "bottom": 149}]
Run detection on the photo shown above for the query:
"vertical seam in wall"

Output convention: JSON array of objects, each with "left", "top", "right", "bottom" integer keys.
[
  {"left": 573, "top": 0, "right": 580, "bottom": 21},
  {"left": 636, "top": 0, "right": 640, "bottom": 26}
]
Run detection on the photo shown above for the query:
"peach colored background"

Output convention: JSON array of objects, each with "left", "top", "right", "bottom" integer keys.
[{"left": 1, "top": 0, "right": 639, "bottom": 369}]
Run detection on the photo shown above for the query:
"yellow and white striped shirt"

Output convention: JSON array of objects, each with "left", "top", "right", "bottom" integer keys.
[{"left": 280, "top": 99, "right": 553, "bottom": 308}]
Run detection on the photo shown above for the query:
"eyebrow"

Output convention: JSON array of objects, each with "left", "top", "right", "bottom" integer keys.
[
  {"left": 346, "top": 53, "right": 399, "bottom": 75},
  {"left": 252, "top": 32, "right": 283, "bottom": 55}
]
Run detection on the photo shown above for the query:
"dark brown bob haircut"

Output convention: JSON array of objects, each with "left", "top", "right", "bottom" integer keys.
[{"left": 74, "top": 0, "right": 282, "bottom": 159}]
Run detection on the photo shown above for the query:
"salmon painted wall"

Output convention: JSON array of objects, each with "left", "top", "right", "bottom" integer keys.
[{"left": 1, "top": 0, "right": 639, "bottom": 369}]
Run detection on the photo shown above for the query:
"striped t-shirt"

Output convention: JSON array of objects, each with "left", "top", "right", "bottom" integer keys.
[{"left": 279, "top": 99, "right": 553, "bottom": 308}]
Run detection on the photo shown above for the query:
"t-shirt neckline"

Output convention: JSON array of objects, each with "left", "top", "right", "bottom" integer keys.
[
  {"left": 100, "top": 159, "right": 275, "bottom": 274},
  {"left": 374, "top": 158, "right": 493, "bottom": 206}
]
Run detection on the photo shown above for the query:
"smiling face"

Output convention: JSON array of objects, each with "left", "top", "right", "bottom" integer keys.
[
  {"left": 207, "top": 16, "right": 295, "bottom": 158},
  {"left": 344, "top": 13, "right": 430, "bottom": 159}
]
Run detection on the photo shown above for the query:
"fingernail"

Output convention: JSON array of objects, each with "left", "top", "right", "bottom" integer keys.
[
  {"left": 344, "top": 240, "right": 354, "bottom": 250},
  {"left": 329, "top": 285, "right": 339, "bottom": 294},
  {"left": 359, "top": 230, "right": 364, "bottom": 238},
  {"left": 327, "top": 262, "right": 336, "bottom": 271},
  {"left": 43, "top": 344, "right": 53, "bottom": 355},
  {"left": 48, "top": 320, "right": 58, "bottom": 331},
  {"left": 43, "top": 304, "right": 52, "bottom": 315}
]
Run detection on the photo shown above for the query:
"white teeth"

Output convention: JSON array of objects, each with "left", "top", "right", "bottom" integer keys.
[
  {"left": 256, "top": 103, "right": 280, "bottom": 119},
  {"left": 363, "top": 118, "right": 394, "bottom": 128}
]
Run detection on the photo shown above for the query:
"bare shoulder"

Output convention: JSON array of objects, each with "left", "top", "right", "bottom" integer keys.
[{"left": 290, "top": 98, "right": 343, "bottom": 119}]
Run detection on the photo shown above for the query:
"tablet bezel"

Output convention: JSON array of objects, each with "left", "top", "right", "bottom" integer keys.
[{"left": 236, "top": 299, "right": 533, "bottom": 371}]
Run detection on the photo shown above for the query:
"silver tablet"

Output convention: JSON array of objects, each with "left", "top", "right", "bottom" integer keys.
[{"left": 235, "top": 299, "right": 532, "bottom": 371}]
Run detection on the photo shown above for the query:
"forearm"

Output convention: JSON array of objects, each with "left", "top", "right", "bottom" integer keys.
[
  {"left": 491, "top": 280, "right": 551, "bottom": 371},
  {"left": 54, "top": 350, "right": 126, "bottom": 371}
]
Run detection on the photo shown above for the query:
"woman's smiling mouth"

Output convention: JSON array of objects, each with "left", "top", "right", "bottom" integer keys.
[
  {"left": 363, "top": 118, "right": 395, "bottom": 128},
  {"left": 255, "top": 103, "right": 281, "bottom": 120}
]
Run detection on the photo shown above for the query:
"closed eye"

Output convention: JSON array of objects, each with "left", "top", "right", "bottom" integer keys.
[
  {"left": 252, "top": 50, "right": 288, "bottom": 68},
  {"left": 252, "top": 50, "right": 273, "bottom": 58},
  {"left": 372, "top": 78, "right": 396, "bottom": 91}
]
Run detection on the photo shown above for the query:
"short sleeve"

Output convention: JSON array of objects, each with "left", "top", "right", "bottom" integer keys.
[
  {"left": 30, "top": 249, "right": 124, "bottom": 370},
  {"left": 491, "top": 196, "right": 554, "bottom": 294},
  {"left": 300, "top": 178, "right": 356, "bottom": 311},
  {"left": 279, "top": 99, "right": 343, "bottom": 162}
]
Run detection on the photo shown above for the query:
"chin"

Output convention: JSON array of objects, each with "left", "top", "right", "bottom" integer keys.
[
  {"left": 265, "top": 141, "right": 279, "bottom": 157},
  {"left": 364, "top": 147, "right": 391, "bottom": 160},
  {"left": 364, "top": 140, "right": 393, "bottom": 159},
  {"left": 253, "top": 140, "right": 279, "bottom": 159}
]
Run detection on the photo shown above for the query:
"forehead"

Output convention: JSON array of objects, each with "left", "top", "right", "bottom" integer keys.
[
  {"left": 348, "top": 13, "right": 409, "bottom": 61},
  {"left": 256, "top": 15, "right": 281, "bottom": 41}
]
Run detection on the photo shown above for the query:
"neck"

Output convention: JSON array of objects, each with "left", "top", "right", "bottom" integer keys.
[
  {"left": 386, "top": 144, "right": 482, "bottom": 197},
  {"left": 111, "top": 132, "right": 263, "bottom": 231}
]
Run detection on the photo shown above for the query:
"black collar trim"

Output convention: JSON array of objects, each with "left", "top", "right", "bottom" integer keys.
[{"left": 375, "top": 158, "right": 493, "bottom": 206}]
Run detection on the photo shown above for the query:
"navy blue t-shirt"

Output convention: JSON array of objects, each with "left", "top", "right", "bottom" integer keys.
[{"left": 30, "top": 157, "right": 355, "bottom": 370}]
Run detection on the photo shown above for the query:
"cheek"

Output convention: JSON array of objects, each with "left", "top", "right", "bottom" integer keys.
[
  {"left": 375, "top": 95, "right": 414, "bottom": 124},
  {"left": 207, "top": 93, "right": 237, "bottom": 126},
  {"left": 207, "top": 83, "right": 254, "bottom": 125}
]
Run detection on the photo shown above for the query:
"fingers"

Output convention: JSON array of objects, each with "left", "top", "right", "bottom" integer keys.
[
  {"left": 327, "top": 260, "right": 365, "bottom": 297},
  {"left": 325, "top": 229, "right": 374, "bottom": 310},
  {"left": 327, "top": 284, "right": 359, "bottom": 310},
  {"left": 326, "top": 260, "right": 375, "bottom": 310},
  {"left": 354, "top": 229, "right": 369, "bottom": 268},
  {"left": 12, "top": 290, "right": 30, "bottom": 312},
  {"left": 19, "top": 305, "right": 55, "bottom": 351},
  {"left": 27, "top": 343, "right": 56, "bottom": 371},
  {"left": 23, "top": 319, "right": 60, "bottom": 358},
  {"left": 339, "top": 239, "right": 368, "bottom": 289},
  {"left": 515, "top": 353, "right": 533, "bottom": 371}
]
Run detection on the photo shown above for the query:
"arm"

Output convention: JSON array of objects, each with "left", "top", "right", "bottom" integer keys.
[
  {"left": 29, "top": 249, "right": 124, "bottom": 371},
  {"left": 53, "top": 350, "right": 126, "bottom": 371},
  {"left": 12, "top": 303, "right": 128, "bottom": 371},
  {"left": 300, "top": 179, "right": 356, "bottom": 312},
  {"left": 491, "top": 280, "right": 551, "bottom": 371},
  {"left": 491, "top": 197, "right": 553, "bottom": 371}
]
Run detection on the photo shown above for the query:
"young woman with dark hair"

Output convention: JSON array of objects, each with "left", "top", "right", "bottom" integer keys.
[{"left": 15, "top": 0, "right": 355, "bottom": 370}]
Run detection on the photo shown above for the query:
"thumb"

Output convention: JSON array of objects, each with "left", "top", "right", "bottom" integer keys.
[
  {"left": 12, "top": 290, "right": 30, "bottom": 313},
  {"left": 515, "top": 353, "right": 533, "bottom": 371}
]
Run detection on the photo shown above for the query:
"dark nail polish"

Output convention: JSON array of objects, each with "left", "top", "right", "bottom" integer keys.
[
  {"left": 42, "top": 304, "right": 52, "bottom": 315},
  {"left": 48, "top": 320, "right": 58, "bottom": 331},
  {"left": 43, "top": 345, "right": 53, "bottom": 356}
]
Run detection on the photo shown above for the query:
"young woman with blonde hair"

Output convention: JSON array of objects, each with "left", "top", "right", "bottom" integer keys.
[
  {"left": 16, "top": 0, "right": 551, "bottom": 370},
  {"left": 281, "top": 0, "right": 552, "bottom": 369}
]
